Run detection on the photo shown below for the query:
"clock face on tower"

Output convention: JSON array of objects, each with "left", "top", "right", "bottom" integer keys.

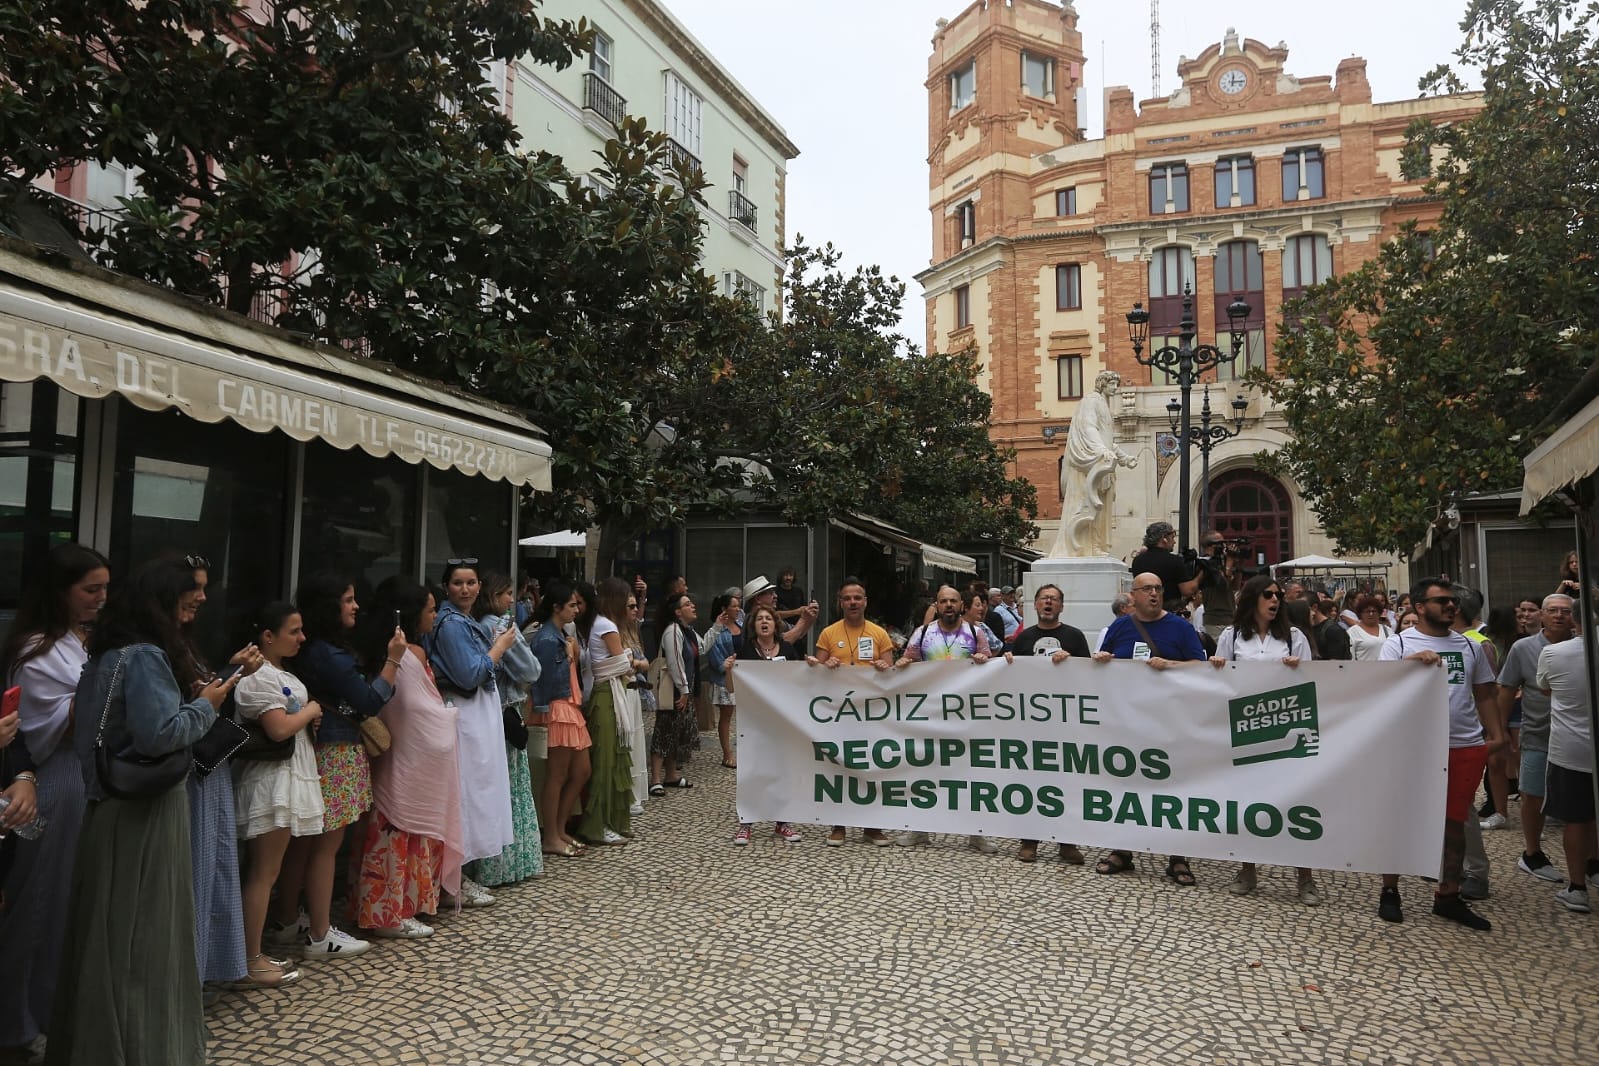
[{"left": 1219, "top": 69, "right": 1249, "bottom": 95}]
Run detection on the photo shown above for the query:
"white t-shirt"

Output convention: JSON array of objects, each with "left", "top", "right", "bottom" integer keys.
[
  {"left": 1537, "top": 638, "right": 1593, "bottom": 772},
  {"left": 1379, "top": 628, "right": 1494, "bottom": 748},
  {"left": 1346, "top": 622, "right": 1393, "bottom": 662},
  {"left": 1214, "top": 627, "right": 1313, "bottom": 662},
  {"left": 586, "top": 614, "right": 621, "bottom": 666}
]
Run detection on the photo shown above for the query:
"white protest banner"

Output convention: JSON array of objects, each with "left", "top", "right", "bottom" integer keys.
[{"left": 735, "top": 658, "right": 1450, "bottom": 876}]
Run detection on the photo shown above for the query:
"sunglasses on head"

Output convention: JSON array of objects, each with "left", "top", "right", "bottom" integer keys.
[
  {"left": 184, "top": 554, "right": 210, "bottom": 569},
  {"left": 445, "top": 557, "right": 479, "bottom": 566}
]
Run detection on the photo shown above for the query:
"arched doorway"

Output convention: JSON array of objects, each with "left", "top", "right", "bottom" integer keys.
[{"left": 1208, "top": 469, "right": 1293, "bottom": 565}]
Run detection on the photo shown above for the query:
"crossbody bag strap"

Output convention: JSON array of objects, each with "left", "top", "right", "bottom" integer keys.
[
  {"left": 92, "top": 650, "right": 129, "bottom": 749},
  {"left": 1128, "top": 616, "right": 1164, "bottom": 659}
]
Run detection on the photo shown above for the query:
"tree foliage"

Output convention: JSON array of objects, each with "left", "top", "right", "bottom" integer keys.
[
  {"left": 0, "top": 0, "right": 1035, "bottom": 561},
  {"left": 1257, "top": 0, "right": 1596, "bottom": 555}
]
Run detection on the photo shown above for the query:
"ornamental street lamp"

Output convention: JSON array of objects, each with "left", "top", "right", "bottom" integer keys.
[
  {"left": 1127, "top": 285, "right": 1251, "bottom": 554},
  {"left": 1167, "top": 386, "right": 1251, "bottom": 533}
]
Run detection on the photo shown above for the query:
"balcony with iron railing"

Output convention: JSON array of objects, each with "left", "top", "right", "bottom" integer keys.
[
  {"left": 581, "top": 71, "right": 627, "bottom": 128},
  {"left": 667, "top": 138, "right": 702, "bottom": 175},
  {"left": 728, "top": 188, "right": 757, "bottom": 232}
]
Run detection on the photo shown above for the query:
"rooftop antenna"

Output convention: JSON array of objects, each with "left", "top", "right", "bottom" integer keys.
[{"left": 1150, "top": 0, "right": 1161, "bottom": 96}]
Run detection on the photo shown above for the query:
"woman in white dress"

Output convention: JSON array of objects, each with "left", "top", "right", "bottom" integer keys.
[
  {"left": 1210, "top": 574, "right": 1320, "bottom": 905},
  {"left": 232, "top": 603, "right": 325, "bottom": 986}
]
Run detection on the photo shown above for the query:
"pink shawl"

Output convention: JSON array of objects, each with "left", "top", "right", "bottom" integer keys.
[{"left": 373, "top": 650, "right": 464, "bottom": 897}]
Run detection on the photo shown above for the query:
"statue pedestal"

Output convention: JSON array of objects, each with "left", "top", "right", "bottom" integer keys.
[{"left": 1022, "top": 556, "right": 1131, "bottom": 641}]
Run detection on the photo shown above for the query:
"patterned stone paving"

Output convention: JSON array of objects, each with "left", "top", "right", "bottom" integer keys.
[{"left": 207, "top": 733, "right": 1599, "bottom": 1065}]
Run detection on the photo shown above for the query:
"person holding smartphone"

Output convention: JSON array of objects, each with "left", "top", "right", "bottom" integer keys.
[{"left": 0, "top": 544, "right": 109, "bottom": 1058}]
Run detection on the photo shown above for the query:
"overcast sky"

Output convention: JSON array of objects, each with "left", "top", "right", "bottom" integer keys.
[{"left": 661, "top": 0, "right": 1477, "bottom": 340}]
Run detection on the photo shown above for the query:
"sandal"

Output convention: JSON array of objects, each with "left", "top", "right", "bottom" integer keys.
[
  {"left": 244, "top": 953, "right": 300, "bottom": 988},
  {"left": 1164, "top": 857, "right": 1197, "bottom": 887},
  {"left": 542, "top": 842, "right": 578, "bottom": 858},
  {"left": 649, "top": 783, "right": 666, "bottom": 797},
  {"left": 720, "top": 760, "right": 737, "bottom": 769},
  {"left": 1094, "top": 850, "right": 1135, "bottom": 875},
  {"left": 664, "top": 777, "right": 693, "bottom": 789}
]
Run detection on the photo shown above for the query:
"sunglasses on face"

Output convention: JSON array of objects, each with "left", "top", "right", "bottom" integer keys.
[
  {"left": 1422, "top": 596, "right": 1459, "bottom": 606},
  {"left": 1133, "top": 585, "right": 1162, "bottom": 593},
  {"left": 1261, "top": 590, "right": 1281, "bottom": 600}
]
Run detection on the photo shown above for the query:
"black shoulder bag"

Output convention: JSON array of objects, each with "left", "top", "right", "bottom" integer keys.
[{"left": 94, "top": 651, "right": 190, "bottom": 800}]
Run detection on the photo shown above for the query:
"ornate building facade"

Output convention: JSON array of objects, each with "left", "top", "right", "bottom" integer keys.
[{"left": 919, "top": 0, "right": 1482, "bottom": 576}]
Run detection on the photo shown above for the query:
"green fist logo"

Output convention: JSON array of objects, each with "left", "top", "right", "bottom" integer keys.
[{"left": 1229, "top": 682, "right": 1320, "bottom": 766}]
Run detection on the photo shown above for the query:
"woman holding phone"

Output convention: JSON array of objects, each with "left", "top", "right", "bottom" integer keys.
[
  {"left": 0, "top": 544, "right": 109, "bottom": 1056},
  {"left": 47, "top": 559, "right": 242, "bottom": 1065}
]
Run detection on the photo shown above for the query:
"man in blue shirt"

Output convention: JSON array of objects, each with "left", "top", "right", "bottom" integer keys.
[{"left": 1090, "top": 571, "right": 1208, "bottom": 884}]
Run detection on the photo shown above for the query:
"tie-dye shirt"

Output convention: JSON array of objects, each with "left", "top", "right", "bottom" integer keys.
[{"left": 902, "top": 621, "right": 989, "bottom": 661}]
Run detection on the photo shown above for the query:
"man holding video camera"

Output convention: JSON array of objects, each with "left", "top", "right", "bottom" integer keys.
[{"left": 1196, "top": 530, "right": 1249, "bottom": 640}]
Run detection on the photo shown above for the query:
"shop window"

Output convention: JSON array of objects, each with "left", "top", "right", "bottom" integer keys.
[
  {"left": 299, "top": 440, "right": 419, "bottom": 598},
  {"left": 110, "top": 403, "right": 290, "bottom": 667},
  {"left": 423, "top": 466, "right": 512, "bottom": 584},
  {"left": 0, "top": 382, "right": 81, "bottom": 626}
]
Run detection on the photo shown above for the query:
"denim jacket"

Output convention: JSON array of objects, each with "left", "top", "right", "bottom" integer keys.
[
  {"left": 528, "top": 622, "right": 572, "bottom": 709},
  {"left": 425, "top": 603, "right": 497, "bottom": 696},
  {"left": 705, "top": 621, "right": 738, "bottom": 687},
  {"left": 293, "top": 638, "right": 394, "bottom": 746},
  {"left": 487, "top": 613, "right": 539, "bottom": 707},
  {"left": 73, "top": 644, "right": 215, "bottom": 802}
]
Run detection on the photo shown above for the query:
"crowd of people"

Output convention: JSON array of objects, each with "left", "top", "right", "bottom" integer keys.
[{"left": 0, "top": 536, "right": 1592, "bottom": 1063}]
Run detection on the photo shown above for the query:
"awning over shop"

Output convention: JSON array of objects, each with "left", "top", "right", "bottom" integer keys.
[
  {"left": 1521, "top": 391, "right": 1599, "bottom": 514},
  {"left": 518, "top": 529, "right": 586, "bottom": 547},
  {"left": 920, "top": 543, "right": 977, "bottom": 574},
  {"left": 0, "top": 249, "right": 553, "bottom": 490},
  {"left": 830, "top": 513, "right": 974, "bottom": 574}
]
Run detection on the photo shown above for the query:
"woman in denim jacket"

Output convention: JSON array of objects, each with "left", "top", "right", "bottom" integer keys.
[
  {"left": 49, "top": 559, "right": 241, "bottom": 1066},
  {"left": 529, "top": 580, "right": 591, "bottom": 857}
]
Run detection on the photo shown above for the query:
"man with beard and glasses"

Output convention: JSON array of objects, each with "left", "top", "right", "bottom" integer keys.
[
  {"left": 893, "top": 586, "right": 997, "bottom": 854},
  {"left": 1005, "top": 584, "right": 1091, "bottom": 866},
  {"left": 1376, "top": 577, "right": 1503, "bottom": 930}
]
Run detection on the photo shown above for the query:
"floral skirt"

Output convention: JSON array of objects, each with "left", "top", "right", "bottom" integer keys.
[
  {"left": 467, "top": 744, "right": 544, "bottom": 887},
  {"left": 314, "top": 742, "right": 372, "bottom": 832},
  {"left": 649, "top": 697, "right": 700, "bottom": 766},
  {"left": 356, "top": 810, "right": 444, "bottom": 928}
]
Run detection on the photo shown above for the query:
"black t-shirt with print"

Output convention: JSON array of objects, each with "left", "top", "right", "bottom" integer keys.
[{"left": 1010, "top": 623, "right": 1092, "bottom": 659}]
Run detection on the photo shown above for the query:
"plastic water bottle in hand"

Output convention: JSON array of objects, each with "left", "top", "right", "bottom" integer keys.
[{"left": 0, "top": 794, "right": 47, "bottom": 840}]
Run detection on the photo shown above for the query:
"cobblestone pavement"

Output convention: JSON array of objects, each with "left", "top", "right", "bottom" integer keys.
[{"left": 207, "top": 743, "right": 1599, "bottom": 1066}]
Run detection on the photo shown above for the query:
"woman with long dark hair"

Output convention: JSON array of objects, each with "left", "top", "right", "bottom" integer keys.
[
  {"left": 46, "top": 558, "right": 241, "bottom": 1065},
  {"left": 529, "top": 581, "right": 592, "bottom": 856},
  {"left": 177, "top": 554, "right": 264, "bottom": 992},
  {"left": 619, "top": 591, "right": 651, "bottom": 813},
  {"left": 652, "top": 592, "right": 705, "bottom": 794},
  {"left": 268, "top": 572, "right": 404, "bottom": 958},
  {"left": 231, "top": 602, "right": 322, "bottom": 985},
  {"left": 1210, "top": 573, "right": 1320, "bottom": 905},
  {"left": 356, "top": 580, "right": 464, "bottom": 938},
  {"left": 466, "top": 572, "right": 543, "bottom": 885},
  {"left": 424, "top": 560, "right": 518, "bottom": 904},
  {"left": 577, "top": 577, "right": 642, "bottom": 846},
  {"left": 0, "top": 544, "right": 109, "bottom": 1056}
]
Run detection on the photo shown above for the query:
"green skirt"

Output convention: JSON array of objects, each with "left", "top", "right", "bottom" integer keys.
[
  {"left": 46, "top": 783, "right": 204, "bottom": 1066},
  {"left": 467, "top": 743, "right": 544, "bottom": 887},
  {"left": 577, "top": 684, "right": 634, "bottom": 842}
]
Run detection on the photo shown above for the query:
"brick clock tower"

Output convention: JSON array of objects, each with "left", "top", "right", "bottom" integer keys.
[{"left": 919, "top": 2, "right": 1480, "bottom": 588}]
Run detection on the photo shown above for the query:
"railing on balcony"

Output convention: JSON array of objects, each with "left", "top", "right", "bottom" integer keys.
[
  {"left": 582, "top": 72, "right": 627, "bottom": 128},
  {"left": 728, "top": 188, "right": 757, "bottom": 232},
  {"left": 47, "top": 192, "right": 126, "bottom": 246},
  {"left": 667, "top": 138, "right": 702, "bottom": 175}
]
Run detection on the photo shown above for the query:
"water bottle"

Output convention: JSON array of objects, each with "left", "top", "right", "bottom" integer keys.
[
  {"left": 0, "top": 794, "right": 47, "bottom": 840},
  {"left": 283, "top": 687, "right": 300, "bottom": 714}
]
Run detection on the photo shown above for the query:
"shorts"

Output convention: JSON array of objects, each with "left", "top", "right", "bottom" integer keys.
[
  {"left": 1519, "top": 748, "right": 1548, "bottom": 798},
  {"left": 1507, "top": 695, "right": 1523, "bottom": 730},
  {"left": 1545, "top": 763, "right": 1596, "bottom": 824},
  {"left": 1446, "top": 745, "right": 1489, "bottom": 823}
]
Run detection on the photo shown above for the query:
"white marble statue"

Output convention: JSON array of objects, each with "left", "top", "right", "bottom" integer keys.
[{"left": 1049, "top": 371, "right": 1138, "bottom": 558}]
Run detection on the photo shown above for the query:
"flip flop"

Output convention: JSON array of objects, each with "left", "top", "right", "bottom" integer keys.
[
  {"left": 665, "top": 777, "right": 693, "bottom": 789},
  {"left": 720, "top": 760, "right": 737, "bottom": 769}
]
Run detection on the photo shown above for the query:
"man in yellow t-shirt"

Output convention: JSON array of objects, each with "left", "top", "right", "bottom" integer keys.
[{"left": 807, "top": 577, "right": 894, "bottom": 847}]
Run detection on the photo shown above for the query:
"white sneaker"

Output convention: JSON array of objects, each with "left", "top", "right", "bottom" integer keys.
[
  {"left": 1555, "top": 886, "right": 1591, "bottom": 913},
  {"left": 628, "top": 802, "right": 644, "bottom": 816},
  {"left": 459, "top": 878, "right": 496, "bottom": 907},
  {"left": 265, "top": 911, "right": 309, "bottom": 948},
  {"left": 304, "top": 926, "right": 371, "bottom": 958},
  {"left": 369, "top": 917, "right": 433, "bottom": 939},
  {"left": 1479, "top": 813, "right": 1508, "bottom": 830},
  {"left": 895, "top": 831, "right": 930, "bottom": 846},
  {"left": 601, "top": 828, "right": 629, "bottom": 845},
  {"left": 968, "top": 834, "right": 999, "bottom": 854}
]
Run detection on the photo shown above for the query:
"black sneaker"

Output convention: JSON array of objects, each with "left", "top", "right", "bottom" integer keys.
[
  {"left": 1518, "top": 850, "right": 1563, "bottom": 883},
  {"left": 1378, "top": 887, "right": 1403, "bottom": 924},
  {"left": 1432, "top": 892, "right": 1491, "bottom": 931}
]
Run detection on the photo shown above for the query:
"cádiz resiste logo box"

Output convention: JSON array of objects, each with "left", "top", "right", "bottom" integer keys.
[{"left": 1228, "top": 681, "right": 1320, "bottom": 766}]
